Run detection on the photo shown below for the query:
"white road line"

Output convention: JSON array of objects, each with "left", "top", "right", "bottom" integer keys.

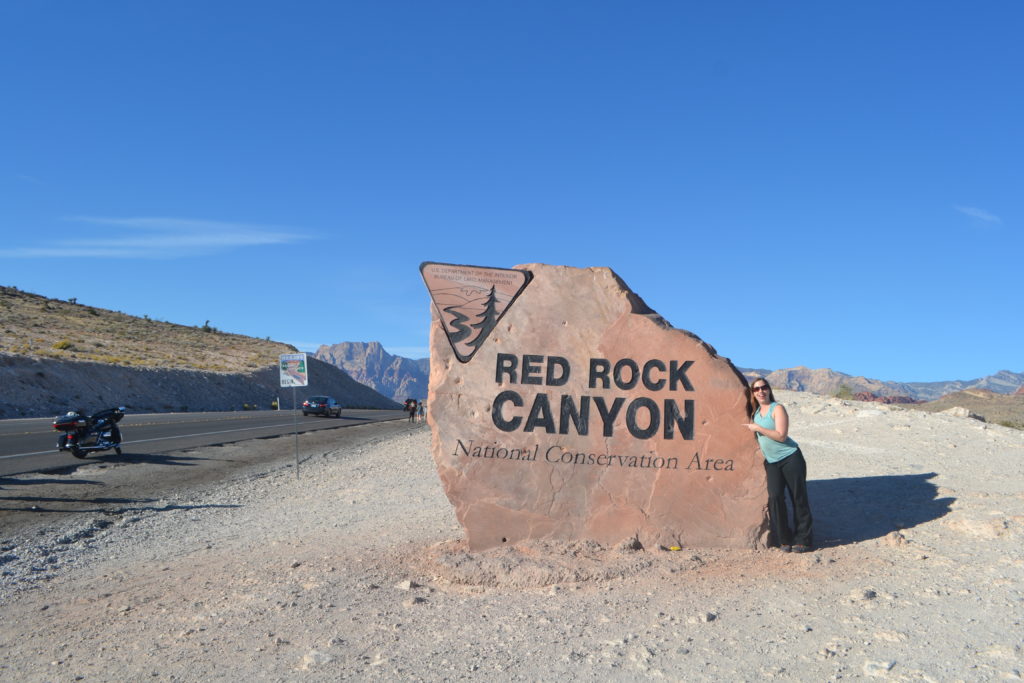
[
  {"left": 0, "top": 449, "right": 59, "bottom": 460},
  {"left": 0, "top": 421, "right": 320, "bottom": 461}
]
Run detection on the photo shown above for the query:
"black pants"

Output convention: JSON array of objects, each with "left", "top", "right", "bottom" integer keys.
[{"left": 764, "top": 449, "right": 813, "bottom": 547}]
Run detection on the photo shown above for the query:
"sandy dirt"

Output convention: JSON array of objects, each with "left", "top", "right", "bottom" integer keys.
[{"left": 1, "top": 391, "right": 1023, "bottom": 681}]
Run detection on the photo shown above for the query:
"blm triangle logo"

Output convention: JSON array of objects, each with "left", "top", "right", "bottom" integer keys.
[{"left": 420, "top": 262, "right": 533, "bottom": 363}]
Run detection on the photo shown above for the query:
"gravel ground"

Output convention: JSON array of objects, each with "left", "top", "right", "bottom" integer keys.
[{"left": 1, "top": 391, "right": 1023, "bottom": 681}]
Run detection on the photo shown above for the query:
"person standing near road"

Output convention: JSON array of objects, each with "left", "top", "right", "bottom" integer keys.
[
  {"left": 743, "top": 377, "right": 814, "bottom": 553},
  {"left": 417, "top": 401, "right": 425, "bottom": 423}
]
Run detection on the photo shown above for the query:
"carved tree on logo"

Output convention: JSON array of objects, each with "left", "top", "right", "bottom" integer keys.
[{"left": 468, "top": 285, "right": 500, "bottom": 351}]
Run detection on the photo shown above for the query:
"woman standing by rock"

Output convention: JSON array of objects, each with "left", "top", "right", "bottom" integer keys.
[{"left": 744, "top": 378, "right": 814, "bottom": 552}]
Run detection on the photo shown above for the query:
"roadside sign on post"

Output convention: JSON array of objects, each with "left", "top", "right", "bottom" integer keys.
[
  {"left": 279, "top": 352, "right": 309, "bottom": 479},
  {"left": 279, "top": 353, "right": 309, "bottom": 387}
]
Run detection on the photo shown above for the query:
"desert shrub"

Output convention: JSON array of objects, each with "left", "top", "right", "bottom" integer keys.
[
  {"left": 833, "top": 384, "right": 854, "bottom": 400},
  {"left": 52, "top": 339, "right": 73, "bottom": 350}
]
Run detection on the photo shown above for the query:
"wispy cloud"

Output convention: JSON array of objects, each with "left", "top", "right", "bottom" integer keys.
[
  {"left": 0, "top": 216, "right": 309, "bottom": 259},
  {"left": 954, "top": 205, "right": 1002, "bottom": 224}
]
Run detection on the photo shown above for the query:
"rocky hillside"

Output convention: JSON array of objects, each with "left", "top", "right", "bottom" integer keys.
[
  {"left": 315, "top": 341, "right": 428, "bottom": 402},
  {"left": 0, "top": 285, "right": 293, "bottom": 372},
  {"left": 903, "top": 389, "right": 1024, "bottom": 429},
  {"left": 0, "top": 355, "right": 400, "bottom": 419},
  {"left": 0, "top": 286, "right": 400, "bottom": 417}
]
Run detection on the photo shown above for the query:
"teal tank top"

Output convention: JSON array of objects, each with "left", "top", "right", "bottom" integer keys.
[{"left": 753, "top": 402, "right": 800, "bottom": 463}]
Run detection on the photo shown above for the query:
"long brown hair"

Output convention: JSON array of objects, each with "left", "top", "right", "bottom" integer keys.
[{"left": 748, "top": 376, "right": 776, "bottom": 417}]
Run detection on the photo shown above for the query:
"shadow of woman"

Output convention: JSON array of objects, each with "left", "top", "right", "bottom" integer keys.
[{"left": 808, "top": 472, "right": 955, "bottom": 547}]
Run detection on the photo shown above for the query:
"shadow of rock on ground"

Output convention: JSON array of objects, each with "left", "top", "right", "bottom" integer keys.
[
  {"left": 1, "top": 452, "right": 229, "bottom": 521},
  {"left": 808, "top": 472, "right": 954, "bottom": 547},
  {"left": 98, "top": 451, "right": 213, "bottom": 467},
  {"left": 38, "top": 451, "right": 212, "bottom": 475},
  {"left": 0, "top": 476, "right": 104, "bottom": 488}
]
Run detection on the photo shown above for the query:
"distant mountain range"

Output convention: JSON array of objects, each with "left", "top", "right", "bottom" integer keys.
[
  {"left": 315, "top": 342, "right": 428, "bottom": 402},
  {"left": 314, "top": 341, "right": 1021, "bottom": 406},
  {"left": 738, "top": 366, "right": 1024, "bottom": 402}
]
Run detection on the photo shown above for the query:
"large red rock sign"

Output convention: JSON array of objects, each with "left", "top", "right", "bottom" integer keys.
[{"left": 422, "top": 262, "right": 766, "bottom": 551}]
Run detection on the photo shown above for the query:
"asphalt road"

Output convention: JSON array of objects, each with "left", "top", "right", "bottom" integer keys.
[{"left": 0, "top": 409, "right": 407, "bottom": 477}]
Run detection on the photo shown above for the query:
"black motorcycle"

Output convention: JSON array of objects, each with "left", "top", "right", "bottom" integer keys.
[{"left": 53, "top": 407, "right": 125, "bottom": 459}]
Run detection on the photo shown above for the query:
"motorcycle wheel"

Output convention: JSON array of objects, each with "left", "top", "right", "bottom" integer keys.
[{"left": 70, "top": 444, "right": 86, "bottom": 459}]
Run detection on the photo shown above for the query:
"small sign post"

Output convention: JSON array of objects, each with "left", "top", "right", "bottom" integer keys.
[{"left": 279, "top": 353, "right": 309, "bottom": 478}]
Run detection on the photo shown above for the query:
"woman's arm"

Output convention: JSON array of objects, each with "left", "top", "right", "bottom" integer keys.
[{"left": 744, "top": 404, "right": 790, "bottom": 442}]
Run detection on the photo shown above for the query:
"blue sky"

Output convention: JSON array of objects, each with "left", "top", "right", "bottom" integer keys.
[{"left": 1, "top": 2, "right": 1020, "bottom": 383}]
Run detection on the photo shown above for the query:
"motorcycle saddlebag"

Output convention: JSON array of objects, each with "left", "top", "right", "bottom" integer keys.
[{"left": 53, "top": 414, "right": 87, "bottom": 431}]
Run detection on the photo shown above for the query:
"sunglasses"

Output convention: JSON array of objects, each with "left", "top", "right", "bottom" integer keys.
[{"left": 752, "top": 385, "right": 770, "bottom": 393}]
